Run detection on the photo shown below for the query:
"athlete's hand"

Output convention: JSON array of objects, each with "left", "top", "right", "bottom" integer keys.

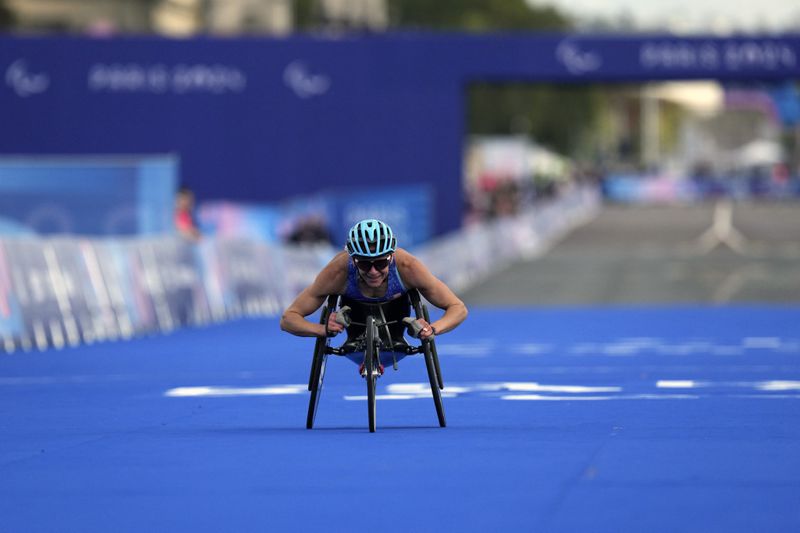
[
  {"left": 403, "top": 317, "right": 436, "bottom": 340},
  {"left": 418, "top": 320, "right": 436, "bottom": 341},
  {"left": 326, "top": 312, "right": 345, "bottom": 336}
]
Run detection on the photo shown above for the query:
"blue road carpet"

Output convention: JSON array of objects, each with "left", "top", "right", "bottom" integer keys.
[{"left": 1, "top": 307, "right": 799, "bottom": 532}]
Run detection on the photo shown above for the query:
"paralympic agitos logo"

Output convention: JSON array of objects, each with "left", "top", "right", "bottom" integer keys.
[
  {"left": 5, "top": 59, "right": 50, "bottom": 97},
  {"left": 556, "top": 39, "right": 602, "bottom": 75},
  {"left": 283, "top": 60, "right": 330, "bottom": 98}
]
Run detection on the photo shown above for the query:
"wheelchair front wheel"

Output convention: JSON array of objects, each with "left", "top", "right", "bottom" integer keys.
[{"left": 366, "top": 315, "right": 378, "bottom": 433}]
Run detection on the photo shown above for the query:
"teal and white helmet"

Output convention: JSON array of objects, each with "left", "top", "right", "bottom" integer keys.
[{"left": 346, "top": 219, "right": 396, "bottom": 257}]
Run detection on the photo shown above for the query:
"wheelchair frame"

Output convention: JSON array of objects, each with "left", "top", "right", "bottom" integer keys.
[{"left": 306, "top": 289, "right": 445, "bottom": 432}]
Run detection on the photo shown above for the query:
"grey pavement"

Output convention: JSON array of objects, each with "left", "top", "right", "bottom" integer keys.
[{"left": 461, "top": 201, "right": 800, "bottom": 306}]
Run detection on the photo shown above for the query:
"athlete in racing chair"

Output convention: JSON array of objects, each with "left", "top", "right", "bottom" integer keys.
[{"left": 280, "top": 219, "right": 468, "bottom": 428}]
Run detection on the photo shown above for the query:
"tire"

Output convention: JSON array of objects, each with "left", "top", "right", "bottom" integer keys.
[
  {"left": 307, "top": 303, "right": 332, "bottom": 429},
  {"left": 409, "top": 289, "right": 446, "bottom": 428},
  {"left": 424, "top": 341, "right": 446, "bottom": 427},
  {"left": 306, "top": 352, "right": 327, "bottom": 429},
  {"left": 366, "top": 315, "right": 378, "bottom": 433},
  {"left": 308, "top": 306, "right": 329, "bottom": 391},
  {"left": 422, "top": 303, "right": 444, "bottom": 390}
]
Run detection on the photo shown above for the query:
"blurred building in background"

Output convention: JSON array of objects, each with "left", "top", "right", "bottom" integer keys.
[
  {"left": 1, "top": 0, "right": 388, "bottom": 35},
  {"left": 3, "top": 0, "right": 799, "bottom": 36},
  {"left": 4, "top": 0, "right": 156, "bottom": 33}
]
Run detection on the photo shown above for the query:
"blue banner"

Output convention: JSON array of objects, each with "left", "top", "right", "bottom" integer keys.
[
  {"left": 197, "top": 185, "right": 433, "bottom": 249},
  {"left": 0, "top": 156, "right": 178, "bottom": 236},
  {"left": 326, "top": 185, "right": 434, "bottom": 249}
]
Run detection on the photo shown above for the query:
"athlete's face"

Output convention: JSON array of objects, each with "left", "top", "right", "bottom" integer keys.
[{"left": 354, "top": 254, "right": 392, "bottom": 286}]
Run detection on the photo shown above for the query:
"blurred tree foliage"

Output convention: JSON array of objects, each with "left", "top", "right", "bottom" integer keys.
[
  {"left": 0, "top": 0, "right": 15, "bottom": 30},
  {"left": 386, "top": 0, "right": 569, "bottom": 31},
  {"left": 294, "top": 0, "right": 315, "bottom": 30},
  {"left": 468, "top": 83, "right": 606, "bottom": 157}
]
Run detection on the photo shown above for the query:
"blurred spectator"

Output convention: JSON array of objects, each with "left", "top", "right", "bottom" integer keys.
[
  {"left": 175, "top": 186, "right": 201, "bottom": 240},
  {"left": 286, "top": 215, "right": 333, "bottom": 245},
  {"left": 489, "top": 179, "right": 520, "bottom": 218}
]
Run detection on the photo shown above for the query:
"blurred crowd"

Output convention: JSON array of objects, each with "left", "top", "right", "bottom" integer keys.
[{"left": 462, "top": 136, "right": 602, "bottom": 223}]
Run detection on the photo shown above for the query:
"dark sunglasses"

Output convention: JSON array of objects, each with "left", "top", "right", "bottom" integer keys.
[{"left": 354, "top": 256, "right": 392, "bottom": 272}]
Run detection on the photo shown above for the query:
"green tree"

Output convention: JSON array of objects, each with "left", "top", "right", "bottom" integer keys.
[
  {"left": 0, "top": 0, "right": 15, "bottom": 30},
  {"left": 293, "top": 0, "right": 316, "bottom": 31},
  {"left": 387, "top": 0, "right": 570, "bottom": 31},
  {"left": 296, "top": 0, "right": 571, "bottom": 33},
  {"left": 468, "top": 83, "right": 606, "bottom": 157}
]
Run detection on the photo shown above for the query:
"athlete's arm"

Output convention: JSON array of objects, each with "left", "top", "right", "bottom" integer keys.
[
  {"left": 395, "top": 249, "right": 468, "bottom": 337},
  {"left": 280, "top": 252, "right": 348, "bottom": 337}
]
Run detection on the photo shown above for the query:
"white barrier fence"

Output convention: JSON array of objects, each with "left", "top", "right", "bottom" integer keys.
[{"left": 0, "top": 186, "right": 599, "bottom": 353}]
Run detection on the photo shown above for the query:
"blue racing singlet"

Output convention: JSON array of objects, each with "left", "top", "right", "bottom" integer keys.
[{"left": 343, "top": 260, "right": 407, "bottom": 303}]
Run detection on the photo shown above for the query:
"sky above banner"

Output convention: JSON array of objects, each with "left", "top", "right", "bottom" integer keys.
[{"left": 531, "top": 0, "right": 800, "bottom": 33}]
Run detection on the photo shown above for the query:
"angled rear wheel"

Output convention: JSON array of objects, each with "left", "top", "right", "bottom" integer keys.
[
  {"left": 307, "top": 298, "right": 336, "bottom": 429},
  {"left": 409, "top": 290, "right": 446, "bottom": 427},
  {"left": 424, "top": 341, "right": 446, "bottom": 427},
  {"left": 422, "top": 303, "right": 444, "bottom": 390},
  {"left": 306, "top": 350, "right": 327, "bottom": 429}
]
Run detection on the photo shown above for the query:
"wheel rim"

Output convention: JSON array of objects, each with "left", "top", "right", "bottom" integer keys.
[
  {"left": 366, "top": 316, "right": 377, "bottom": 432},
  {"left": 425, "top": 343, "right": 446, "bottom": 427}
]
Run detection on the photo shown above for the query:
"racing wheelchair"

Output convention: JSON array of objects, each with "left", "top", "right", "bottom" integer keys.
[{"left": 306, "top": 289, "right": 445, "bottom": 432}]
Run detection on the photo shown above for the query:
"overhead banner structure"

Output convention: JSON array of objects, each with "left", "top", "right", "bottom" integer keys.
[{"left": 2, "top": 34, "right": 798, "bottom": 235}]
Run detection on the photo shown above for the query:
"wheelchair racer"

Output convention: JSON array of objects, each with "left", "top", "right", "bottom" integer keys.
[{"left": 280, "top": 219, "right": 468, "bottom": 370}]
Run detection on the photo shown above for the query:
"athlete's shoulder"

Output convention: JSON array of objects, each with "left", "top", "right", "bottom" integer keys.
[
  {"left": 393, "top": 247, "right": 416, "bottom": 264},
  {"left": 330, "top": 250, "right": 351, "bottom": 266},
  {"left": 393, "top": 248, "right": 430, "bottom": 287},
  {"left": 313, "top": 251, "right": 350, "bottom": 294}
]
